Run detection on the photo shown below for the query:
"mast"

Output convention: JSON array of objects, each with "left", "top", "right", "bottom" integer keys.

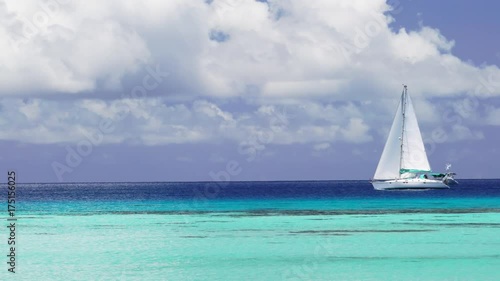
[{"left": 398, "top": 85, "right": 407, "bottom": 178}]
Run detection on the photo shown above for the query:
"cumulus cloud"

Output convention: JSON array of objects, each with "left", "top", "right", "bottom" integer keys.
[
  {"left": 1, "top": 0, "right": 500, "bottom": 146},
  {"left": 1, "top": 0, "right": 151, "bottom": 94},
  {"left": 0, "top": 98, "right": 373, "bottom": 145},
  {"left": 1, "top": 0, "right": 499, "bottom": 99}
]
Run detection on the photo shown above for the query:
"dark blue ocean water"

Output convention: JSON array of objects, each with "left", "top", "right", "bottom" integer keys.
[
  {"left": 12, "top": 179, "right": 500, "bottom": 215},
  {"left": 16, "top": 179, "right": 500, "bottom": 200}
]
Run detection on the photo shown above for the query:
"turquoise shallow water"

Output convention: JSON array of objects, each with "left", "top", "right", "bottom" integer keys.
[{"left": 2, "top": 180, "right": 500, "bottom": 280}]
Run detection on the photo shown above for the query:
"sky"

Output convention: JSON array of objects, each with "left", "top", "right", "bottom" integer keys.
[{"left": 1, "top": 0, "right": 499, "bottom": 182}]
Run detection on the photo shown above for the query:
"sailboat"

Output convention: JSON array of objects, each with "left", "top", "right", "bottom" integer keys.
[{"left": 372, "top": 85, "right": 457, "bottom": 190}]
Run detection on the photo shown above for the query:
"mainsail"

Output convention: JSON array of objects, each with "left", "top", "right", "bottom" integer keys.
[{"left": 374, "top": 86, "right": 431, "bottom": 180}]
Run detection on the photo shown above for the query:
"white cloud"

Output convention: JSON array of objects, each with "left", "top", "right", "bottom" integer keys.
[
  {"left": 448, "top": 124, "right": 484, "bottom": 141},
  {"left": 1, "top": 0, "right": 499, "bottom": 100},
  {"left": 0, "top": 0, "right": 500, "bottom": 101},
  {"left": 0, "top": 0, "right": 499, "bottom": 146},
  {"left": 340, "top": 118, "right": 372, "bottom": 143},
  {"left": 18, "top": 99, "right": 41, "bottom": 121},
  {"left": 1, "top": 1, "right": 151, "bottom": 94},
  {"left": 485, "top": 106, "right": 500, "bottom": 126},
  {"left": 0, "top": 97, "right": 374, "bottom": 145},
  {"left": 313, "top": 142, "right": 330, "bottom": 151}
]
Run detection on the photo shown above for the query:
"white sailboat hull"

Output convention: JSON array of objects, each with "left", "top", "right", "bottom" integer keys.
[{"left": 372, "top": 179, "right": 449, "bottom": 190}]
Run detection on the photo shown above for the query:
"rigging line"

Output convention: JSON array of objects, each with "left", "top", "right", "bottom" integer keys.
[{"left": 399, "top": 85, "right": 407, "bottom": 178}]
